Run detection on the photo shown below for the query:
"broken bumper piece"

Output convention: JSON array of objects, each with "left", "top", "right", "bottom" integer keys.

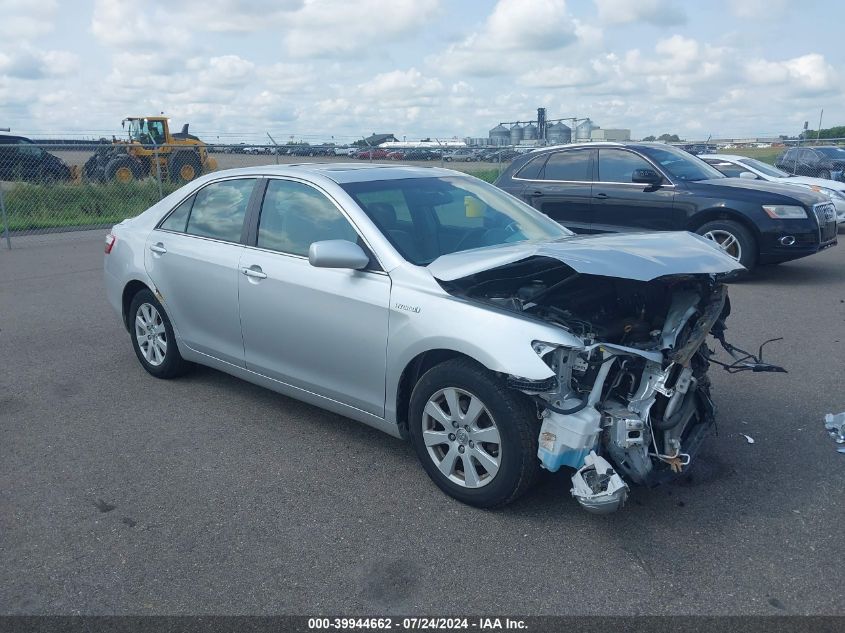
[{"left": 570, "top": 451, "right": 629, "bottom": 514}]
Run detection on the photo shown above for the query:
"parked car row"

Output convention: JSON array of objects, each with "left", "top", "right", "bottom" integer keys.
[{"left": 775, "top": 146, "right": 845, "bottom": 181}]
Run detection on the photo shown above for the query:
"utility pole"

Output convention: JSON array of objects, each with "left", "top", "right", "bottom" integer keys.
[{"left": 817, "top": 109, "right": 824, "bottom": 141}]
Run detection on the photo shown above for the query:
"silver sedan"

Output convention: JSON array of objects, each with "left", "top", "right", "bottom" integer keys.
[{"left": 105, "top": 164, "right": 767, "bottom": 512}]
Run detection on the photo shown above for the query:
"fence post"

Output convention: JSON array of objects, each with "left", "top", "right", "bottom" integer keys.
[
  {"left": 154, "top": 146, "right": 164, "bottom": 200},
  {"left": 0, "top": 184, "right": 11, "bottom": 249}
]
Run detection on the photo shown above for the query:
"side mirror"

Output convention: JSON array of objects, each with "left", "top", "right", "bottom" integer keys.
[
  {"left": 739, "top": 171, "right": 758, "bottom": 180},
  {"left": 308, "top": 240, "right": 370, "bottom": 270},
  {"left": 631, "top": 168, "right": 663, "bottom": 186}
]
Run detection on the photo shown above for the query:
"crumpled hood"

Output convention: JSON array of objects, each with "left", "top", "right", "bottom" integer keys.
[{"left": 427, "top": 231, "right": 744, "bottom": 282}]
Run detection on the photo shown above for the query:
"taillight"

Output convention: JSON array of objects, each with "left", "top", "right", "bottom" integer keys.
[{"left": 104, "top": 233, "right": 116, "bottom": 254}]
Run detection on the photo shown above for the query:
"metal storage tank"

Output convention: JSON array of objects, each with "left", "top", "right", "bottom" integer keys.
[
  {"left": 546, "top": 122, "right": 571, "bottom": 144},
  {"left": 510, "top": 123, "right": 524, "bottom": 145},
  {"left": 523, "top": 123, "right": 538, "bottom": 141},
  {"left": 575, "top": 119, "right": 594, "bottom": 141},
  {"left": 489, "top": 124, "right": 510, "bottom": 146}
]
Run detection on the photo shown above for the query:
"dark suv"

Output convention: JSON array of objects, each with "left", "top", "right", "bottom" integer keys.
[
  {"left": 0, "top": 134, "right": 74, "bottom": 183},
  {"left": 775, "top": 146, "right": 845, "bottom": 181},
  {"left": 495, "top": 142, "right": 837, "bottom": 269}
]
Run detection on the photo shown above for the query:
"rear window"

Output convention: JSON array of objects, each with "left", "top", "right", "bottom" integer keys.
[
  {"left": 515, "top": 154, "right": 548, "bottom": 180},
  {"left": 542, "top": 151, "right": 591, "bottom": 181},
  {"left": 185, "top": 178, "right": 256, "bottom": 242}
]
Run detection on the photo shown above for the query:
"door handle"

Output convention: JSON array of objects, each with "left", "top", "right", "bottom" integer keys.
[
  {"left": 241, "top": 266, "right": 267, "bottom": 280},
  {"left": 530, "top": 190, "right": 544, "bottom": 197},
  {"left": 593, "top": 193, "right": 609, "bottom": 199},
  {"left": 149, "top": 243, "right": 167, "bottom": 254}
]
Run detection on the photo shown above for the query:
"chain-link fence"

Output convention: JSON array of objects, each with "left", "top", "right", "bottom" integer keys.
[
  {"left": 3, "top": 137, "right": 845, "bottom": 248},
  {"left": 0, "top": 140, "right": 531, "bottom": 247}
]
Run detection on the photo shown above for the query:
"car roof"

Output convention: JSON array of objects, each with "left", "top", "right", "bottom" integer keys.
[
  {"left": 201, "top": 162, "right": 461, "bottom": 184},
  {"left": 698, "top": 154, "right": 747, "bottom": 161}
]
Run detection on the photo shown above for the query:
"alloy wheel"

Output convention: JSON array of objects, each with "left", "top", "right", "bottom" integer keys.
[
  {"left": 421, "top": 387, "right": 502, "bottom": 488},
  {"left": 135, "top": 302, "right": 167, "bottom": 367},
  {"left": 703, "top": 229, "right": 742, "bottom": 261}
]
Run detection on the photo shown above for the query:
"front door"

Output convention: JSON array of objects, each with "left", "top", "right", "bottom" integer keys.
[
  {"left": 237, "top": 178, "right": 391, "bottom": 416},
  {"left": 591, "top": 148, "right": 678, "bottom": 232}
]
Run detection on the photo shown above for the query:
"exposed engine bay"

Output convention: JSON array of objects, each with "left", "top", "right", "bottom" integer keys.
[{"left": 442, "top": 255, "right": 785, "bottom": 514}]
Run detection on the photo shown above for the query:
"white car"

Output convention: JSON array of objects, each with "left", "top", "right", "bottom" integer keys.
[{"left": 701, "top": 154, "right": 845, "bottom": 227}]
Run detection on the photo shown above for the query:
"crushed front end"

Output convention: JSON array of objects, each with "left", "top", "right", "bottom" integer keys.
[{"left": 443, "top": 256, "right": 784, "bottom": 514}]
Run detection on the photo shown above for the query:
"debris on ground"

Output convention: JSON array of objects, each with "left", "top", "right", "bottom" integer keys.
[
  {"left": 824, "top": 412, "right": 845, "bottom": 444},
  {"left": 741, "top": 433, "right": 755, "bottom": 444}
]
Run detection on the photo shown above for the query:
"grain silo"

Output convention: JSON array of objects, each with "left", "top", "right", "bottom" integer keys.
[
  {"left": 510, "top": 123, "right": 524, "bottom": 145},
  {"left": 523, "top": 123, "right": 538, "bottom": 141},
  {"left": 546, "top": 121, "right": 572, "bottom": 144},
  {"left": 489, "top": 124, "right": 510, "bottom": 146},
  {"left": 575, "top": 119, "right": 594, "bottom": 141}
]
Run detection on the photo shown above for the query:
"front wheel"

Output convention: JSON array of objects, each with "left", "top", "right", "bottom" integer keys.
[
  {"left": 128, "top": 289, "right": 192, "bottom": 379},
  {"left": 408, "top": 358, "right": 540, "bottom": 508},
  {"left": 696, "top": 219, "right": 757, "bottom": 270},
  {"left": 819, "top": 169, "right": 832, "bottom": 180}
]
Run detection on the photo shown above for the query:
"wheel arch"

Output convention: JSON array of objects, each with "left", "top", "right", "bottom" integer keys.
[
  {"left": 687, "top": 207, "right": 760, "bottom": 238},
  {"left": 395, "top": 349, "right": 483, "bottom": 440},
  {"left": 121, "top": 279, "right": 153, "bottom": 331}
]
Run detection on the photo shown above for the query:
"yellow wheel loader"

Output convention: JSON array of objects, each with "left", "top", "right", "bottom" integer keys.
[{"left": 83, "top": 116, "right": 218, "bottom": 184}]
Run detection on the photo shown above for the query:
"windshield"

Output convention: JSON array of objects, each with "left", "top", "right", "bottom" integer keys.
[
  {"left": 641, "top": 145, "right": 725, "bottom": 181},
  {"left": 737, "top": 158, "right": 789, "bottom": 178},
  {"left": 815, "top": 147, "right": 845, "bottom": 158},
  {"left": 341, "top": 176, "right": 572, "bottom": 265}
]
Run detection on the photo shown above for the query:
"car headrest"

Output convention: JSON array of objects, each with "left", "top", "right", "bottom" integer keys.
[{"left": 367, "top": 202, "right": 397, "bottom": 228}]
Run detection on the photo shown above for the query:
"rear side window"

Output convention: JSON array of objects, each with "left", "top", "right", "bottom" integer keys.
[
  {"left": 257, "top": 179, "right": 359, "bottom": 256},
  {"left": 185, "top": 179, "right": 256, "bottom": 242},
  {"left": 160, "top": 195, "right": 194, "bottom": 232},
  {"left": 515, "top": 154, "right": 548, "bottom": 179},
  {"left": 598, "top": 149, "right": 654, "bottom": 183},
  {"left": 542, "top": 151, "right": 591, "bottom": 181}
]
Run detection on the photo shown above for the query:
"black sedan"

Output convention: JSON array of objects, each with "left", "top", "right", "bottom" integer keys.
[{"left": 495, "top": 142, "right": 837, "bottom": 270}]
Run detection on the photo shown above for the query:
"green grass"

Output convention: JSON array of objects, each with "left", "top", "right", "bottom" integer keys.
[
  {"left": 724, "top": 146, "right": 783, "bottom": 165},
  {"left": 460, "top": 168, "right": 500, "bottom": 183},
  {"left": 3, "top": 180, "right": 180, "bottom": 232}
]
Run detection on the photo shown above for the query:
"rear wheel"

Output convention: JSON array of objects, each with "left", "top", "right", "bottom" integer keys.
[
  {"left": 408, "top": 358, "right": 540, "bottom": 508},
  {"left": 696, "top": 219, "right": 757, "bottom": 270},
  {"left": 819, "top": 169, "right": 832, "bottom": 180},
  {"left": 128, "top": 289, "right": 192, "bottom": 379}
]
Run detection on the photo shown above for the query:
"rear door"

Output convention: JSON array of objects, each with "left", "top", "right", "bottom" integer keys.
[
  {"left": 237, "top": 178, "right": 391, "bottom": 416},
  {"left": 145, "top": 177, "right": 259, "bottom": 366},
  {"left": 591, "top": 148, "right": 678, "bottom": 232},
  {"left": 523, "top": 149, "right": 594, "bottom": 232}
]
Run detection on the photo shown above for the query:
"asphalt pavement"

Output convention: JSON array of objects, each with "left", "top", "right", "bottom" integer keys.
[{"left": 1, "top": 231, "right": 843, "bottom": 615}]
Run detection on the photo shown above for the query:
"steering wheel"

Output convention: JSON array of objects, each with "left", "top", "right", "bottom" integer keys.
[{"left": 453, "top": 228, "right": 487, "bottom": 252}]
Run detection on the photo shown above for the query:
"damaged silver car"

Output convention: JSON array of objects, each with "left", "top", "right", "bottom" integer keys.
[{"left": 104, "top": 165, "right": 784, "bottom": 513}]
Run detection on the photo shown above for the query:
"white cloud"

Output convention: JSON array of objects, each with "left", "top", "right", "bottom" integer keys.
[
  {"left": 745, "top": 54, "right": 838, "bottom": 95},
  {"left": 0, "top": 0, "right": 59, "bottom": 40},
  {"left": 284, "top": 0, "right": 441, "bottom": 57},
  {"left": 430, "top": 0, "right": 585, "bottom": 77},
  {"left": 593, "top": 0, "right": 686, "bottom": 26}
]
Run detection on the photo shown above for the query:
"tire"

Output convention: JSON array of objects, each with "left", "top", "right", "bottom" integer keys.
[
  {"left": 819, "top": 169, "right": 832, "bottom": 180},
  {"left": 104, "top": 156, "right": 141, "bottom": 183},
  {"left": 128, "top": 289, "right": 192, "bottom": 379},
  {"left": 696, "top": 219, "right": 757, "bottom": 270},
  {"left": 444, "top": 157, "right": 452, "bottom": 162},
  {"left": 169, "top": 151, "right": 203, "bottom": 183},
  {"left": 408, "top": 358, "right": 541, "bottom": 508}
]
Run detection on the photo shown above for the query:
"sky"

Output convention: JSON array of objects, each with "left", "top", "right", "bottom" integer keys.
[{"left": 0, "top": 0, "right": 843, "bottom": 142}]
